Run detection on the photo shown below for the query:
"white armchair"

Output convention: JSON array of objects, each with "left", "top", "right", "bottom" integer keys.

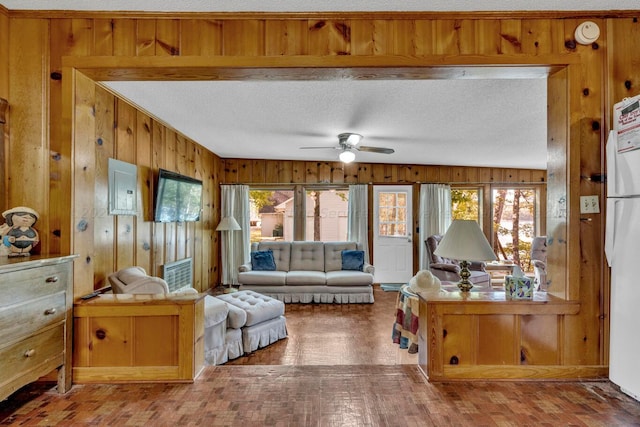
[
  {"left": 108, "top": 266, "right": 198, "bottom": 295},
  {"left": 107, "top": 266, "right": 241, "bottom": 365}
]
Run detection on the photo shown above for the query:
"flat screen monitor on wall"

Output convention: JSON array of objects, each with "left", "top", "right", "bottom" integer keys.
[{"left": 154, "top": 169, "right": 203, "bottom": 222}]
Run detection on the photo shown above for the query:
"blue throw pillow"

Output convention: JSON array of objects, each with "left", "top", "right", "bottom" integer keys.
[
  {"left": 251, "top": 249, "right": 276, "bottom": 271},
  {"left": 342, "top": 250, "right": 364, "bottom": 271}
]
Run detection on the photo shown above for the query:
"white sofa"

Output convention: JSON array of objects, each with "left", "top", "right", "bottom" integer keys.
[{"left": 238, "top": 241, "right": 375, "bottom": 303}]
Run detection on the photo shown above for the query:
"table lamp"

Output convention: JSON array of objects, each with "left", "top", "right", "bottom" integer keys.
[
  {"left": 434, "top": 219, "right": 497, "bottom": 292},
  {"left": 216, "top": 216, "right": 241, "bottom": 293}
]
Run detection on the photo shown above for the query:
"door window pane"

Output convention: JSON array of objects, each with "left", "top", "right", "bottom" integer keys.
[{"left": 378, "top": 191, "right": 408, "bottom": 237}]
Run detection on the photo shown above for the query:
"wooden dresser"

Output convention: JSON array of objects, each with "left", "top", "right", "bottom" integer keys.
[{"left": 0, "top": 255, "right": 76, "bottom": 401}]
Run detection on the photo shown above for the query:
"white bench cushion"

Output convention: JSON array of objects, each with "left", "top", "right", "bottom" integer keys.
[{"left": 216, "top": 290, "right": 285, "bottom": 327}]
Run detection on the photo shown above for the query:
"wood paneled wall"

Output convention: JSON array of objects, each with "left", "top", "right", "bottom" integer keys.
[
  {"left": 5, "top": 11, "right": 638, "bottom": 370},
  {"left": 69, "top": 73, "right": 222, "bottom": 293},
  {"left": 221, "top": 159, "right": 546, "bottom": 186}
]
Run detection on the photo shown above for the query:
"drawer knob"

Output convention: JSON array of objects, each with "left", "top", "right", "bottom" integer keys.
[
  {"left": 24, "top": 349, "right": 36, "bottom": 358},
  {"left": 44, "top": 308, "right": 57, "bottom": 315},
  {"left": 46, "top": 276, "right": 59, "bottom": 283}
]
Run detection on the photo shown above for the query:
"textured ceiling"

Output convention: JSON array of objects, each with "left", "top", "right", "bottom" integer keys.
[{"left": 103, "top": 78, "right": 548, "bottom": 169}]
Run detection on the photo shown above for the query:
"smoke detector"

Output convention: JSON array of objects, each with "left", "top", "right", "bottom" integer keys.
[{"left": 575, "top": 21, "right": 600, "bottom": 45}]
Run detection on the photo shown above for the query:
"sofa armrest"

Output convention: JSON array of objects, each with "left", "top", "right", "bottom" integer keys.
[
  {"left": 363, "top": 263, "right": 375, "bottom": 275},
  {"left": 469, "top": 261, "right": 487, "bottom": 272},
  {"left": 171, "top": 287, "right": 199, "bottom": 296},
  {"left": 238, "top": 263, "right": 252, "bottom": 273},
  {"left": 431, "top": 263, "right": 461, "bottom": 273}
]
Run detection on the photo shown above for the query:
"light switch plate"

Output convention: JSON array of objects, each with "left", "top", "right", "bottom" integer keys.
[{"left": 580, "top": 195, "right": 600, "bottom": 214}]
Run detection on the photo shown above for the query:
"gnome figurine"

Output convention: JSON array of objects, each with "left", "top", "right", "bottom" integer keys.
[{"left": 0, "top": 207, "right": 40, "bottom": 256}]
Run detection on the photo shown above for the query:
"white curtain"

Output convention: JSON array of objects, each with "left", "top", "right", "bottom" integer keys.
[
  {"left": 347, "top": 184, "right": 370, "bottom": 263},
  {"left": 418, "top": 184, "right": 452, "bottom": 270},
  {"left": 220, "top": 185, "right": 250, "bottom": 285}
]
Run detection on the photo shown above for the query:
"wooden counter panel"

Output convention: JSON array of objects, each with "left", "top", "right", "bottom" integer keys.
[
  {"left": 520, "top": 315, "right": 560, "bottom": 365},
  {"left": 442, "top": 315, "right": 474, "bottom": 366},
  {"left": 418, "top": 290, "right": 580, "bottom": 315},
  {"left": 440, "top": 365, "right": 608, "bottom": 381},
  {"left": 477, "top": 315, "right": 517, "bottom": 365},
  {"left": 73, "top": 293, "right": 204, "bottom": 383},
  {"left": 418, "top": 291, "right": 604, "bottom": 381}
]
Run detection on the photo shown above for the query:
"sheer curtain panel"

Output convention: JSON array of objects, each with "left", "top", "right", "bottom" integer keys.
[
  {"left": 418, "top": 184, "right": 452, "bottom": 270},
  {"left": 220, "top": 185, "right": 251, "bottom": 285},
  {"left": 347, "top": 184, "right": 370, "bottom": 263}
]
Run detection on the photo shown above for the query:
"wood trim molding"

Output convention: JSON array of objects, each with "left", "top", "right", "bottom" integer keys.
[
  {"left": 425, "top": 365, "right": 609, "bottom": 381},
  {"left": 64, "top": 54, "right": 578, "bottom": 83},
  {"left": 6, "top": 9, "right": 640, "bottom": 21}
]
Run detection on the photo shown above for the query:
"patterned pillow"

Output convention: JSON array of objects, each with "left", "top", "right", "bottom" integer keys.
[
  {"left": 341, "top": 250, "right": 364, "bottom": 271},
  {"left": 251, "top": 249, "right": 276, "bottom": 271}
]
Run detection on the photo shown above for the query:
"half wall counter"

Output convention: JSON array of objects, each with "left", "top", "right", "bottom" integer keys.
[{"left": 417, "top": 290, "right": 606, "bottom": 381}]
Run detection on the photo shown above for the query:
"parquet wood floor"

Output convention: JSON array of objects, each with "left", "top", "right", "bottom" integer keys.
[{"left": 2, "top": 286, "right": 639, "bottom": 426}]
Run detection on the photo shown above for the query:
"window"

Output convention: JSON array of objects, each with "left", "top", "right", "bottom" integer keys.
[
  {"left": 451, "top": 188, "right": 481, "bottom": 222},
  {"left": 492, "top": 187, "right": 537, "bottom": 272},
  {"left": 305, "top": 189, "right": 349, "bottom": 241},
  {"left": 249, "top": 186, "right": 348, "bottom": 243},
  {"left": 377, "top": 191, "right": 408, "bottom": 237},
  {"left": 249, "top": 189, "right": 294, "bottom": 243}
]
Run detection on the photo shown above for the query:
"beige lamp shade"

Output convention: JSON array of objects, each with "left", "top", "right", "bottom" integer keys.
[
  {"left": 434, "top": 220, "right": 497, "bottom": 262},
  {"left": 216, "top": 216, "right": 241, "bottom": 232}
]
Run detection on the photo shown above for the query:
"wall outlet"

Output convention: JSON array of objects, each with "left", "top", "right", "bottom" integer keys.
[{"left": 580, "top": 195, "right": 600, "bottom": 214}]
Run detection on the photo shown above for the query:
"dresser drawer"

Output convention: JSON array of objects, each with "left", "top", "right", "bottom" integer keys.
[
  {"left": 0, "top": 264, "right": 69, "bottom": 308},
  {"left": 0, "top": 292, "right": 66, "bottom": 345},
  {"left": 0, "top": 325, "right": 64, "bottom": 391}
]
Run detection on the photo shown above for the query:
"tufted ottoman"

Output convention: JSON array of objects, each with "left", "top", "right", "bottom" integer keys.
[{"left": 215, "top": 290, "right": 287, "bottom": 354}]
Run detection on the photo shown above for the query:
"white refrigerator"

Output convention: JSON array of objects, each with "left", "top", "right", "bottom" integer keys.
[{"left": 605, "top": 97, "right": 640, "bottom": 401}]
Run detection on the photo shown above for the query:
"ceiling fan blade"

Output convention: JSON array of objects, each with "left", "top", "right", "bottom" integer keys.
[
  {"left": 300, "top": 146, "right": 339, "bottom": 150},
  {"left": 356, "top": 145, "right": 395, "bottom": 154}
]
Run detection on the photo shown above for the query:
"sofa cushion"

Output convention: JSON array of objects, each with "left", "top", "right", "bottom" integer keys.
[
  {"left": 290, "top": 241, "right": 324, "bottom": 271},
  {"left": 251, "top": 249, "right": 276, "bottom": 271},
  {"left": 324, "top": 242, "right": 357, "bottom": 272},
  {"left": 326, "top": 270, "right": 374, "bottom": 286},
  {"left": 238, "top": 270, "right": 287, "bottom": 285},
  {"left": 253, "top": 241, "right": 291, "bottom": 272},
  {"left": 286, "top": 270, "right": 327, "bottom": 285},
  {"left": 341, "top": 250, "right": 364, "bottom": 271}
]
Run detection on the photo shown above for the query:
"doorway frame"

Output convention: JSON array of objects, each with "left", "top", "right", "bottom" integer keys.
[{"left": 63, "top": 54, "right": 577, "bottom": 299}]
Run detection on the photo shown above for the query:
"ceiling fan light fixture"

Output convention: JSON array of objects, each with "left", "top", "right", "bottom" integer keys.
[
  {"left": 339, "top": 132, "right": 363, "bottom": 146},
  {"left": 339, "top": 149, "right": 356, "bottom": 163}
]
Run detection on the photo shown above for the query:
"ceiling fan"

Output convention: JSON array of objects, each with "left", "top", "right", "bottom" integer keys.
[{"left": 300, "top": 133, "right": 395, "bottom": 163}]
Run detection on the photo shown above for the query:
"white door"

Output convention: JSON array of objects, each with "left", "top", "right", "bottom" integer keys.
[{"left": 373, "top": 185, "right": 413, "bottom": 284}]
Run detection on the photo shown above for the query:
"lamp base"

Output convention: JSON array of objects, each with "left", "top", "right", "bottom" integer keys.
[{"left": 457, "top": 260, "right": 474, "bottom": 292}]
